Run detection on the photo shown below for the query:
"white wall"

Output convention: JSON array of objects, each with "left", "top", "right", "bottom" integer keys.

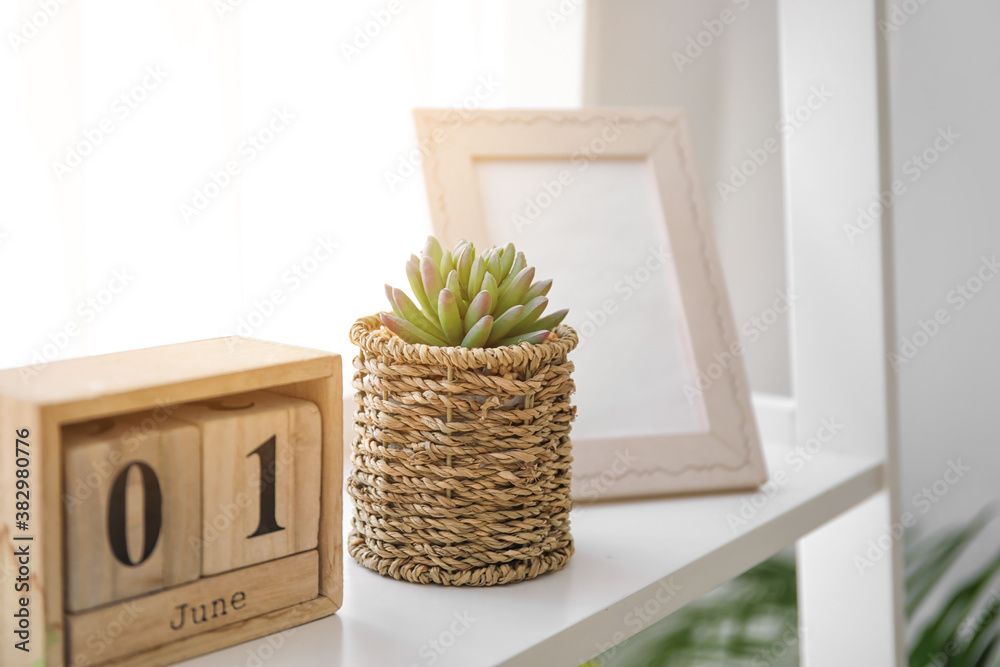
[
  {"left": 584, "top": 0, "right": 791, "bottom": 396},
  {"left": 887, "top": 0, "right": 1000, "bottom": 577},
  {"left": 0, "top": 0, "right": 586, "bottom": 392}
]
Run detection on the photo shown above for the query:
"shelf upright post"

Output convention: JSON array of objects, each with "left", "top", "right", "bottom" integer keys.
[{"left": 777, "top": 0, "right": 905, "bottom": 664}]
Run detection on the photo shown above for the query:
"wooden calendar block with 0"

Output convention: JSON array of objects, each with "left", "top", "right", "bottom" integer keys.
[{"left": 62, "top": 412, "right": 201, "bottom": 612}]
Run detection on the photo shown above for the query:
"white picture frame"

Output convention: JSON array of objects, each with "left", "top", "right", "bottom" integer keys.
[{"left": 414, "top": 107, "right": 766, "bottom": 501}]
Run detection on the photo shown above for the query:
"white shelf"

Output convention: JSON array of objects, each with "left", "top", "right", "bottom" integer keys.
[{"left": 180, "top": 443, "right": 883, "bottom": 667}]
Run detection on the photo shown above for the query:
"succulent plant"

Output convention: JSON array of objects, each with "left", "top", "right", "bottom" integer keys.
[{"left": 380, "top": 236, "right": 568, "bottom": 348}]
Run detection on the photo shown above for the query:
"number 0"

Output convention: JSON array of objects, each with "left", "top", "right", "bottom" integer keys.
[{"left": 107, "top": 462, "right": 162, "bottom": 567}]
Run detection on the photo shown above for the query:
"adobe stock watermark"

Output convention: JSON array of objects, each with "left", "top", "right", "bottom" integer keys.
[
  {"left": 726, "top": 417, "right": 844, "bottom": 534},
  {"left": 673, "top": 0, "right": 755, "bottom": 74},
  {"left": 51, "top": 65, "right": 168, "bottom": 182},
  {"left": 752, "top": 622, "right": 805, "bottom": 667},
  {"left": 179, "top": 106, "right": 295, "bottom": 223},
  {"left": 683, "top": 289, "right": 795, "bottom": 403},
  {"left": 879, "top": 0, "right": 933, "bottom": 38},
  {"left": 889, "top": 254, "right": 998, "bottom": 371},
  {"left": 574, "top": 245, "right": 671, "bottom": 347},
  {"left": 19, "top": 268, "right": 135, "bottom": 384},
  {"left": 340, "top": 0, "right": 407, "bottom": 64},
  {"left": 7, "top": 0, "right": 71, "bottom": 54},
  {"left": 229, "top": 234, "right": 340, "bottom": 345},
  {"left": 191, "top": 445, "right": 296, "bottom": 555},
  {"left": 716, "top": 85, "right": 832, "bottom": 202},
  {"left": 62, "top": 401, "right": 179, "bottom": 513},
  {"left": 954, "top": 582, "right": 1000, "bottom": 652},
  {"left": 844, "top": 126, "right": 960, "bottom": 244},
  {"left": 406, "top": 610, "right": 476, "bottom": 667},
  {"left": 70, "top": 599, "right": 145, "bottom": 664},
  {"left": 575, "top": 449, "right": 639, "bottom": 504},
  {"left": 588, "top": 578, "right": 683, "bottom": 666},
  {"left": 234, "top": 628, "right": 297, "bottom": 667},
  {"left": 384, "top": 75, "right": 502, "bottom": 192},
  {"left": 855, "top": 459, "right": 971, "bottom": 574},
  {"left": 212, "top": 0, "right": 249, "bottom": 21},
  {"left": 545, "top": 0, "right": 584, "bottom": 29},
  {"left": 511, "top": 115, "right": 633, "bottom": 233}
]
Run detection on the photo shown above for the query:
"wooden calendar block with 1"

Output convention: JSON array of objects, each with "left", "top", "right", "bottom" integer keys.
[{"left": 172, "top": 391, "right": 321, "bottom": 575}]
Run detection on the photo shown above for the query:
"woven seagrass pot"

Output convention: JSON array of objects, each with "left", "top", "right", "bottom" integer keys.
[{"left": 347, "top": 314, "right": 578, "bottom": 586}]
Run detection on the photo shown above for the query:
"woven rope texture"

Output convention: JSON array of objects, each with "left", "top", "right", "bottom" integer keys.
[{"left": 348, "top": 315, "right": 578, "bottom": 586}]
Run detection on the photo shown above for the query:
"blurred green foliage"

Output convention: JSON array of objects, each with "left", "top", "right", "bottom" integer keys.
[{"left": 582, "top": 511, "right": 1000, "bottom": 667}]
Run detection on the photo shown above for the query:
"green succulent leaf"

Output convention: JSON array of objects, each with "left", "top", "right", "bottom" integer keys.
[
  {"left": 465, "top": 290, "right": 492, "bottom": 330},
  {"left": 392, "top": 287, "right": 446, "bottom": 339},
  {"left": 499, "top": 251, "right": 527, "bottom": 291},
  {"left": 406, "top": 257, "right": 436, "bottom": 316},
  {"left": 422, "top": 236, "right": 443, "bottom": 266},
  {"left": 523, "top": 278, "right": 553, "bottom": 303},
  {"left": 486, "top": 250, "right": 502, "bottom": 280},
  {"left": 461, "top": 315, "right": 493, "bottom": 348},
  {"left": 439, "top": 250, "right": 455, "bottom": 281},
  {"left": 385, "top": 284, "right": 403, "bottom": 317},
  {"left": 420, "top": 254, "right": 444, "bottom": 311},
  {"left": 380, "top": 312, "right": 449, "bottom": 346},
  {"left": 437, "top": 288, "right": 464, "bottom": 345},
  {"left": 508, "top": 296, "right": 548, "bottom": 337},
  {"left": 469, "top": 255, "right": 487, "bottom": 296},
  {"left": 457, "top": 244, "right": 475, "bottom": 292},
  {"left": 482, "top": 272, "right": 500, "bottom": 310},
  {"left": 498, "top": 243, "right": 516, "bottom": 281},
  {"left": 495, "top": 266, "right": 535, "bottom": 314},
  {"left": 495, "top": 330, "right": 550, "bottom": 347},
  {"left": 531, "top": 308, "right": 568, "bottom": 332},
  {"left": 486, "top": 305, "right": 525, "bottom": 345},
  {"left": 445, "top": 270, "right": 467, "bottom": 318}
]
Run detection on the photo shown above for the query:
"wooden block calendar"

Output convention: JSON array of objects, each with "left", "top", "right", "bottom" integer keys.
[{"left": 0, "top": 337, "right": 342, "bottom": 667}]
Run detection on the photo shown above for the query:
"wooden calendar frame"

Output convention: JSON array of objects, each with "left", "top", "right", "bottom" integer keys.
[{"left": 0, "top": 337, "right": 343, "bottom": 667}]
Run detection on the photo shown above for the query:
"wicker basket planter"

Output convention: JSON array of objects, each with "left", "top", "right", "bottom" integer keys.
[{"left": 347, "top": 314, "right": 578, "bottom": 586}]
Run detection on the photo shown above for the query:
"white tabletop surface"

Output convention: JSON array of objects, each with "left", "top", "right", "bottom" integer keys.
[{"left": 181, "top": 443, "right": 883, "bottom": 667}]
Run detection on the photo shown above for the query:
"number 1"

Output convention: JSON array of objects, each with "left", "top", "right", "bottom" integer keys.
[{"left": 247, "top": 435, "right": 284, "bottom": 538}]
